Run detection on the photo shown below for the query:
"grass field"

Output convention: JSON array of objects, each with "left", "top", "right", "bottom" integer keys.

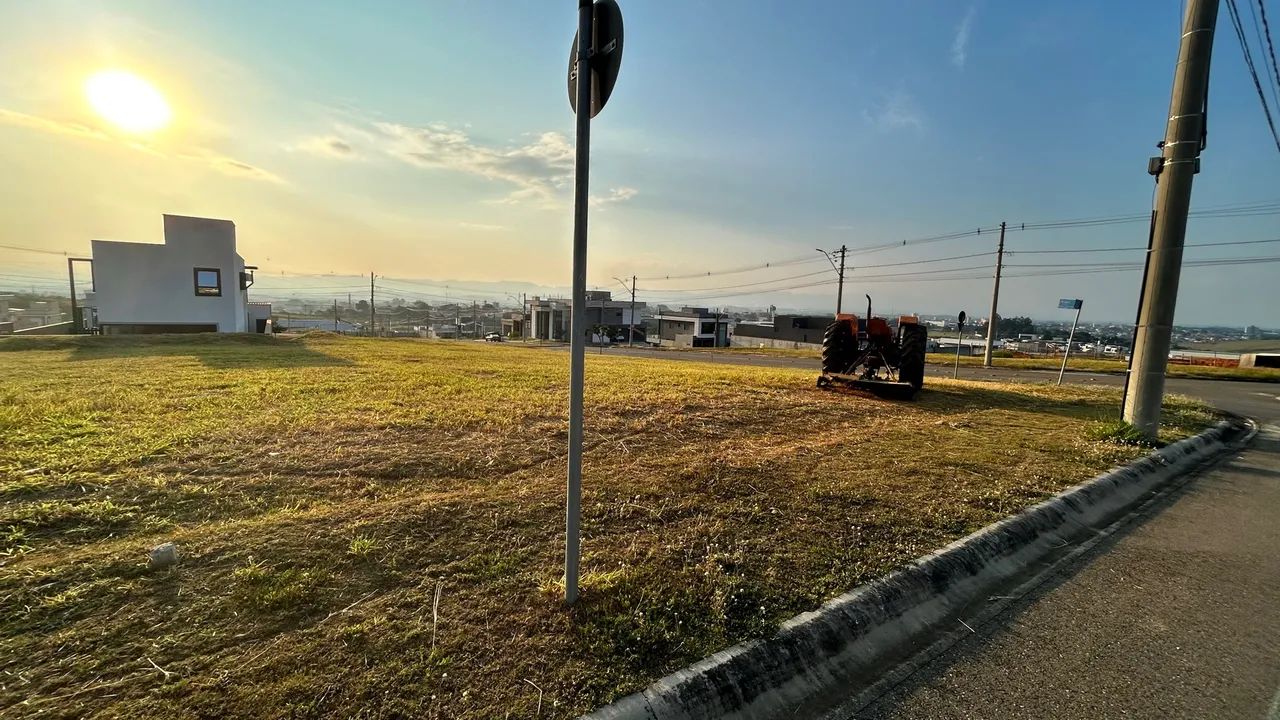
[
  {"left": 923, "top": 353, "right": 1280, "bottom": 381},
  {"left": 0, "top": 334, "right": 1214, "bottom": 719}
]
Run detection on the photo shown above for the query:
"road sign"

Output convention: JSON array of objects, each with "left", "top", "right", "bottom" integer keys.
[
  {"left": 1058, "top": 298, "right": 1083, "bottom": 310},
  {"left": 568, "top": 0, "right": 624, "bottom": 118},
  {"left": 957, "top": 310, "right": 967, "bottom": 326}
]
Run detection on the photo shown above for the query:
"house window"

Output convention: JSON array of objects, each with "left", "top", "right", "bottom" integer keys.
[
  {"left": 194, "top": 268, "right": 222, "bottom": 297},
  {"left": 701, "top": 321, "right": 716, "bottom": 335}
]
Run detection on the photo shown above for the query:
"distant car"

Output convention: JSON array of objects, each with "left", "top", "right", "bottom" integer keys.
[{"left": 484, "top": 333, "right": 503, "bottom": 342}]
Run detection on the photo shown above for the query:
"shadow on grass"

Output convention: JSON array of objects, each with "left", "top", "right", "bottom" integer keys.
[{"left": 0, "top": 333, "right": 351, "bottom": 369}]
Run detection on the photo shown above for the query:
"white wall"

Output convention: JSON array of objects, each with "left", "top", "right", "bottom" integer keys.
[{"left": 92, "top": 215, "right": 248, "bottom": 332}]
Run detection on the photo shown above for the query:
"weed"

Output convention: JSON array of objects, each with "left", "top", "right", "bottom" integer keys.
[
  {"left": 232, "top": 559, "right": 325, "bottom": 613},
  {"left": 1087, "top": 420, "right": 1155, "bottom": 447},
  {"left": 347, "top": 535, "right": 380, "bottom": 559}
]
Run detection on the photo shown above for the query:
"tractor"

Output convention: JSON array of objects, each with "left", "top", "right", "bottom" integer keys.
[{"left": 816, "top": 295, "right": 928, "bottom": 399}]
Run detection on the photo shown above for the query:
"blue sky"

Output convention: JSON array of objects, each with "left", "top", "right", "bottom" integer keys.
[{"left": 1, "top": 0, "right": 1277, "bottom": 325}]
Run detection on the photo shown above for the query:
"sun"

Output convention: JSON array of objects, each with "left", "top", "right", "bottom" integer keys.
[{"left": 84, "top": 69, "right": 172, "bottom": 134}]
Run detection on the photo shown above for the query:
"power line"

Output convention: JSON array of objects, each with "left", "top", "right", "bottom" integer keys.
[
  {"left": 1260, "top": 0, "right": 1280, "bottom": 104},
  {"left": 1010, "top": 236, "right": 1280, "bottom": 254},
  {"left": 1225, "top": 0, "right": 1280, "bottom": 152},
  {"left": 1250, "top": 0, "right": 1280, "bottom": 109}
]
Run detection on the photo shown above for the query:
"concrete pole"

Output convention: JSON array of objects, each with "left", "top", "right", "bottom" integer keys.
[
  {"left": 1123, "top": 0, "right": 1218, "bottom": 438},
  {"left": 334, "top": 299, "right": 339, "bottom": 332},
  {"left": 982, "top": 222, "right": 1006, "bottom": 367},
  {"left": 369, "top": 272, "right": 375, "bottom": 336},
  {"left": 67, "top": 258, "right": 79, "bottom": 334},
  {"left": 564, "top": 0, "right": 594, "bottom": 605},
  {"left": 1058, "top": 304, "right": 1082, "bottom": 386},
  {"left": 628, "top": 275, "right": 636, "bottom": 347},
  {"left": 836, "top": 245, "right": 846, "bottom": 315}
]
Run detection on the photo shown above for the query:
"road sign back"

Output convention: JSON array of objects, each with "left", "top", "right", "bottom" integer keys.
[{"left": 568, "top": 0, "right": 624, "bottom": 118}]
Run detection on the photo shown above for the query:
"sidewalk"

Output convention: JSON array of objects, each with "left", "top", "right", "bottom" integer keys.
[{"left": 852, "top": 426, "right": 1280, "bottom": 720}]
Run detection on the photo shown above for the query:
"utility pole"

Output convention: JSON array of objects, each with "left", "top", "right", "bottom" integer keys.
[
  {"left": 629, "top": 275, "right": 637, "bottom": 346},
  {"left": 1058, "top": 301, "right": 1083, "bottom": 386},
  {"left": 816, "top": 246, "right": 848, "bottom": 315},
  {"left": 334, "top": 299, "right": 339, "bottom": 332},
  {"left": 369, "top": 272, "right": 375, "bottom": 337},
  {"left": 473, "top": 300, "right": 478, "bottom": 338},
  {"left": 1123, "top": 0, "right": 1218, "bottom": 438},
  {"left": 982, "top": 222, "right": 1006, "bottom": 367},
  {"left": 836, "top": 245, "right": 846, "bottom": 315},
  {"left": 67, "top": 258, "right": 79, "bottom": 335}
]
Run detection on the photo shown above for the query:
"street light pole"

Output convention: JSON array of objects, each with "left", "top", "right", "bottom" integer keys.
[{"left": 817, "top": 245, "right": 847, "bottom": 315}]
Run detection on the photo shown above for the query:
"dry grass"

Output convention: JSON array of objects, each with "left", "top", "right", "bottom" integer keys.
[{"left": 0, "top": 333, "right": 1213, "bottom": 718}]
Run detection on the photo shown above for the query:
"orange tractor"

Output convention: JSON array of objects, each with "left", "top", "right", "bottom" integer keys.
[{"left": 816, "top": 295, "right": 928, "bottom": 399}]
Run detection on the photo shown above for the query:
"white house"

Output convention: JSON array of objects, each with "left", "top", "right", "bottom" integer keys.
[{"left": 82, "top": 214, "right": 270, "bottom": 333}]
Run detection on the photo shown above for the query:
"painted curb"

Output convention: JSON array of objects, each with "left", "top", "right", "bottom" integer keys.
[{"left": 582, "top": 419, "right": 1241, "bottom": 720}]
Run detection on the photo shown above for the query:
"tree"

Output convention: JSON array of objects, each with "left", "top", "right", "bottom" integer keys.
[
  {"left": 412, "top": 300, "right": 429, "bottom": 310},
  {"left": 355, "top": 299, "right": 369, "bottom": 313},
  {"left": 997, "top": 316, "right": 1036, "bottom": 336}
]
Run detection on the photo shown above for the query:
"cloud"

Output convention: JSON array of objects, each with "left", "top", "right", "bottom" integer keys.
[
  {"left": 863, "top": 91, "right": 924, "bottom": 132},
  {"left": 952, "top": 6, "right": 977, "bottom": 68},
  {"left": 0, "top": 107, "right": 284, "bottom": 183},
  {"left": 590, "top": 187, "right": 639, "bottom": 208},
  {"left": 374, "top": 122, "right": 575, "bottom": 205},
  {"left": 458, "top": 221, "right": 506, "bottom": 231},
  {"left": 295, "top": 135, "right": 356, "bottom": 158}
]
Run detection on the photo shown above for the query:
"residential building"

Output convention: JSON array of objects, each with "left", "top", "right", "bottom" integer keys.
[
  {"left": 500, "top": 310, "right": 525, "bottom": 338},
  {"left": 526, "top": 291, "right": 638, "bottom": 341},
  {"left": 652, "top": 307, "right": 731, "bottom": 347},
  {"left": 9, "top": 300, "right": 65, "bottom": 330},
  {"left": 81, "top": 214, "right": 269, "bottom": 333},
  {"left": 733, "top": 314, "right": 832, "bottom": 349}
]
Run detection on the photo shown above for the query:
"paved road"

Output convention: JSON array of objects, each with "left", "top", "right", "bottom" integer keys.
[
  {"left": 566, "top": 345, "right": 1280, "bottom": 422},
  {"left": 575, "top": 346, "right": 1280, "bottom": 719}
]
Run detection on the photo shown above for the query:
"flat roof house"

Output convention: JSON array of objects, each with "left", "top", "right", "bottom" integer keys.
[
  {"left": 82, "top": 215, "right": 269, "bottom": 334},
  {"left": 734, "top": 314, "right": 832, "bottom": 349},
  {"left": 527, "top": 291, "right": 638, "bottom": 341},
  {"left": 652, "top": 307, "right": 731, "bottom": 347}
]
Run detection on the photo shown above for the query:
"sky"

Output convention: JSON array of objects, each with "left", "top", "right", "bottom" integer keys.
[{"left": 1, "top": 0, "right": 1278, "bottom": 325}]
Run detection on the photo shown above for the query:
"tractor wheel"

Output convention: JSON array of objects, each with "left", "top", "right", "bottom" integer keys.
[
  {"left": 821, "top": 320, "right": 855, "bottom": 374},
  {"left": 898, "top": 324, "right": 928, "bottom": 393}
]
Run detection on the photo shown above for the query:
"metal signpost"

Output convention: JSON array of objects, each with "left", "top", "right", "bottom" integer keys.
[
  {"left": 565, "top": 0, "right": 623, "bottom": 605},
  {"left": 954, "top": 311, "right": 966, "bottom": 379},
  {"left": 1057, "top": 298, "right": 1084, "bottom": 386}
]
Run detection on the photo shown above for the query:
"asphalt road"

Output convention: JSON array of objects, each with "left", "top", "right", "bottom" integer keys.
[
  {"left": 574, "top": 346, "right": 1280, "bottom": 719},
  {"left": 570, "top": 345, "right": 1280, "bottom": 422}
]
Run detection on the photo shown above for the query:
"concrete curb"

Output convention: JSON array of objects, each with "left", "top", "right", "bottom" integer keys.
[{"left": 582, "top": 419, "right": 1242, "bottom": 720}]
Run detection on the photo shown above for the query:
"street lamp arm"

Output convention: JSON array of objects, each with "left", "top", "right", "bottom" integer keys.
[{"left": 815, "top": 248, "right": 839, "bottom": 274}]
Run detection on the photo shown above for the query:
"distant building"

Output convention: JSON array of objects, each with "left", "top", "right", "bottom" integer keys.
[
  {"left": 8, "top": 300, "right": 65, "bottom": 330},
  {"left": 652, "top": 307, "right": 731, "bottom": 347},
  {"left": 81, "top": 215, "right": 270, "bottom": 333},
  {"left": 526, "top": 291, "right": 639, "bottom": 341},
  {"left": 500, "top": 311, "right": 525, "bottom": 338},
  {"left": 733, "top": 314, "right": 832, "bottom": 349}
]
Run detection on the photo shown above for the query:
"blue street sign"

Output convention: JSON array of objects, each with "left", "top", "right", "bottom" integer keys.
[{"left": 1058, "top": 298, "right": 1083, "bottom": 310}]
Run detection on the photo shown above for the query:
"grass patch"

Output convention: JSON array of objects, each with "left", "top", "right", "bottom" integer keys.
[
  {"left": 1087, "top": 420, "right": 1154, "bottom": 447},
  {"left": 924, "top": 353, "right": 1280, "bottom": 382},
  {"left": 0, "top": 334, "right": 1214, "bottom": 718}
]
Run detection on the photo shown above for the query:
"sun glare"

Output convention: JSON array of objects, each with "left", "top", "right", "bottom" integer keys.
[{"left": 84, "top": 69, "right": 172, "bottom": 134}]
